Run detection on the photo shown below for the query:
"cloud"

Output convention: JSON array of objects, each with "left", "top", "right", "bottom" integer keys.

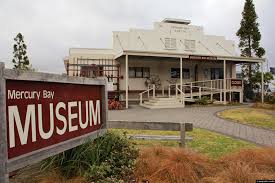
[{"left": 0, "top": 0, "right": 274, "bottom": 73}]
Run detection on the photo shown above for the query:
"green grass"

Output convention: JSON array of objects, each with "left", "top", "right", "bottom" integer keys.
[
  {"left": 110, "top": 128, "right": 256, "bottom": 158},
  {"left": 218, "top": 107, "right": 275, "bottom": 130}
]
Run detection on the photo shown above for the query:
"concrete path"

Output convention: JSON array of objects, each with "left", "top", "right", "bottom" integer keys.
[{"left": 108, "top": 105, "right": 275, "bottom": 146}]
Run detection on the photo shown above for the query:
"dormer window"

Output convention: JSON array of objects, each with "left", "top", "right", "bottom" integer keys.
[{"left": 164, "top": 38, "right": 177, "bottom": 50}]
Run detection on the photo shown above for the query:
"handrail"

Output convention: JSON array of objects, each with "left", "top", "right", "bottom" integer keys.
[
  {"left": 139, "top": 84, "right": 155, "bottom": 105},
  {"left": 176, "top": 85, "right": 185, "bottom": 105}
]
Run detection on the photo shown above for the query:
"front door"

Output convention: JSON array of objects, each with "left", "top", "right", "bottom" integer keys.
[
  {"left": 210, "top": 68, "right": 224, "bottom": 80},
  {"left": 194, "top": 64, "right": 198, "bottom": 81}
]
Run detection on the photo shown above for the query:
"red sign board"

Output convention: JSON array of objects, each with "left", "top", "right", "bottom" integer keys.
[
  {"left": 6, "top": 80, "right": 104, "bottom": 159},
  {"left": 231, "top": 79, "right": 242, "bottom": 86}
]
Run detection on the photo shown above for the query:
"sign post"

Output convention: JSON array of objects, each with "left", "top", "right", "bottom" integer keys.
[
  {"left": 0, "top": 63, "right": 8, "bottom": 183},
  {"left": 0, "top": 62, "right": 107, "bottom": 183}
]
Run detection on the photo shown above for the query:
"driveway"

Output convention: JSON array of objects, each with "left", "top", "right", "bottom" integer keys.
[{"left": 108, "top": 105, "right": 275, "bottom": 146}]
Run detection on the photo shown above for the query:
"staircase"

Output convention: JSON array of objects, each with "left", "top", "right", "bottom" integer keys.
[
  {"left": 140, "top": 97, "right": 185, "bottom": 109},
  {"left": 139, "top": 78, "right": 243, "bottom": 109}
]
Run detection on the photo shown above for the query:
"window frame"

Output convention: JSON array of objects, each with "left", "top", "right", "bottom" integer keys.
[
  {"left": 170, "top": 68, "right": 190, "bottom": 79},
  {"left": 129, "top": 67, "right": 150, "bottom": 78}
]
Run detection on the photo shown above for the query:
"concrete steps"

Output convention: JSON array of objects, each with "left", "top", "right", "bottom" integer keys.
[{"left": 140, "top": 97, "right": 185, "bottom": 109}]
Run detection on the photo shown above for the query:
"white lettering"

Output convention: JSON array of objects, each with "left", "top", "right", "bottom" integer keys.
[
  {"left": 55, "top": 102, "right": 67, "bottom": 135},
  {"left": 38, "top": 104, "right": 54, "bottom": 139},
  {"left": 89, "top": 100, "right": 101, "bottom": 126},
  {"left": 8, "top": 105, "right": 37, "bottom": 148},
  {"left": 78, "top": 101, "right": 89, "bottom": 129},
  {"left": 68, "top": 101, "right": 78, "bottom": 132}
]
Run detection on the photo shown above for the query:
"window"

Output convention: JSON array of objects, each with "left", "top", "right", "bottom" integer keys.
[
  {"left": 210, "top": 68, "right": 224, "bottom": 80},
  {"left": 183, "top": 68, "right": 190, "bottom": 79},
  {"left": 171, "top": 68, "right": 180, "bottom": 78},
  {"left": 135, "top": 67, "right": 143, "bottom": 78},
  {"left": 164, "top": 38, "right": 177, "bottom": 50},
  {"left": 129, "top": 67, "right": 150, "bottom": 78},
  {"left": 170, "top": 68, "right": 190, "bottom": 79},
  {"left": 184, "top": 39, "right": 196, "bottom": 51}
]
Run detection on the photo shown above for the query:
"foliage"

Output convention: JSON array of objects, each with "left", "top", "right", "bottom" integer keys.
[
  {"left": 195, "top": 96, "right": 212, "bottom": 105},
  {"left": 236, "top": 0, "right": 265, "bottom": 100},
  {"left": 108, "top": 99, "right": 123, "bottom": 110},
  {"left": 12, "top": 33, "right": 32, "bottom": 70},
  {"left": 263, "top": 93, "right": 275, "bottom": 104},
  {"left": 41, "top": 131, "right": 139, "bottom": 182}
]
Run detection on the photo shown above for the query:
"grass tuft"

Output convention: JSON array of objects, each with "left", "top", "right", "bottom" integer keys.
[{"left": 135, "top": 147, "right": 275, "bottom": 183}]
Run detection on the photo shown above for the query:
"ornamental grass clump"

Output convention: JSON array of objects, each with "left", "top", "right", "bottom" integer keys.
[
  {"left": 41, "top": 131, "right": 138, "bottom": 183},
  {"left": 135, "top": 146, "right": 216, "bottom": 183},
  {"left": 134, "top": 147, "right": 275, "bottom": 183}
]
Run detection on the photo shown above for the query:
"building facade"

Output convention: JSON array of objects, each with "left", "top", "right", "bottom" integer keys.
[{"left": 64, "top": 18, "right": 264, "bottom": 108}]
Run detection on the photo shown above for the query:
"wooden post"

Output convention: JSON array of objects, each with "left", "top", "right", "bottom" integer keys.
[
  {"left": 199, "top": 87, "right": 202, "bottom": 99},
  {"left": 139, "top": 93, "right": 142, "bottom": 105},
  {"left": 180, "top": 123, "right": 186, "bottom": 148},
  {"left": 175, "top": 84, "right": 178, "bottom": 98},
  {"left": 261, "top": 62, "right": 264, "bottom": 103},
  {"left": 180, "top": 57, "right": 183, "bottom": 103},
  {"left": 0, "top": 63, "right": 8, "bottom": 183},
  {"left": 147, "top": 85, "right": 150, "bottom": 99},
  {"left": 153, "top": 84, "right": 155, "bottom": 98},
  {"left": 125, "top": 54, "right": 129, "bottom": 108},
  {"left": 190, "top": 83, "right": 193, "bottom": 99},
  {"left": 210, "top": 80, "right": 213, "bottom": 101},
  {"left": 168, "top": 85, "right": 171, "bottom": 98},
  {"left": 223, "top": 60, "right": 226, "bottom": 104}
]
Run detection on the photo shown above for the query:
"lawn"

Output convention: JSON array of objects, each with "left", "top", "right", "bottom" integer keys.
[
  {"left": 218, "top": 107, "right": 275, "bottom": 131},
  {"left": 111, "top": 128, "right": 256, "bottom": 158}
]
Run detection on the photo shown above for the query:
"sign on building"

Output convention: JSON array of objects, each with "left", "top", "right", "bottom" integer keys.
[
  {"left": 231, "top": 79, "right": 242, "bottom": 87},
  {"left": 0, "top": 63, "right": 107, "bottom": 183}
]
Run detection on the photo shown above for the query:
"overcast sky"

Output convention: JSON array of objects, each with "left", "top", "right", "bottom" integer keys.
[{"left": 0, "top": 0, "right": 274, "bottom": 73}]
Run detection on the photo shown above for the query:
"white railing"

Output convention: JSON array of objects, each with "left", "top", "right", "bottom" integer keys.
[
  {"left": 168, "top": 78, "right": 243, "bottom": 102},
  {"left": 175, "top": 85, "right": 185, "bottom": 105},
  {"left": 182, "top": 78, "right": 243, "bottom": 91},
  {"left": 139, "top": 84, "right": 155, "bottom": 105}
]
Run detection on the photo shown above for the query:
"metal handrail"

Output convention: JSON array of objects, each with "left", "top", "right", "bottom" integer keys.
[{"left": 139, "top": 84, "right": 155, "bottom": 104}]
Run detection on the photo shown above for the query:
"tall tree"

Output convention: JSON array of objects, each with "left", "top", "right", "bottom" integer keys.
[
  {"left": 236, "top": 0, "right": 265, "bottom": 100},
  {"left": 12, "top": 33, "right": 31, "bottom": 70}
]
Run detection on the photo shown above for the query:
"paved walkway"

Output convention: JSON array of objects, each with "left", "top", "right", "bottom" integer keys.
[{"left": 108, "top": 105, "right": 275, "bottom": 146}]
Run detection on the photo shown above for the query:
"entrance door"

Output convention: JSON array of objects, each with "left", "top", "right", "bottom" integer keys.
[
  {"left": 194, "top": 64, "right": 198, "bottom": 81},
  {"left": 210, "top": 68, "right": 224, "bottom": 80}
]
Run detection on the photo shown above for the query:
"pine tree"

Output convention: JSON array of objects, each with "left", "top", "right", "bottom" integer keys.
[
  {"left": 236, "top": 0, "right": 265, "bottom": 99},
  {"left": 12, "top": 33, "right": 31, "bottom": 70}
]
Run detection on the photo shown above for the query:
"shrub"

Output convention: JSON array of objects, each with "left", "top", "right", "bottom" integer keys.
[
  {"left": 252, "top": 102, "right": 275, "bottom": 110},
  {"left": 195, "top": 96, "right": 212, "bottom": 105},
  {"left": 108, "top": 99, "right": 123, "bottom": 110},
  {"left": 42, "top": 131, "right": 139, "bottom": 182}
]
